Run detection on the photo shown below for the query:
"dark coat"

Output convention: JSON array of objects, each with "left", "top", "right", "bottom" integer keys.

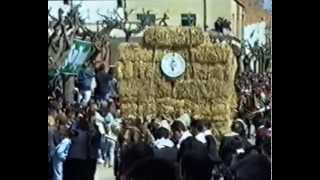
[
  {"left": 230, "top": 154, "right": 271, "bottom": 180},
  {"left": 153, "top": 147, "right": 178, "bottom": 163},
  {"left": 205, "top": 135, "right": 221, "bottom": 163},
  {"left": 219, "top": 135, "right": 253, "bottom": 167},
  {"left": 78, "top": 70, "right": 94, "bottom": 91},
  {"left": 95, "top": 72, "right": 112, "bottom": 96},
  {"left": 178, "top": 137, "right": 213, "bottom": 180}
]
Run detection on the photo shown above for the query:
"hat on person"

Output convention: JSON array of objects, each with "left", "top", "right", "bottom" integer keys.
[
  {"left": 48, "top": 116, "right": 55, "bottom": 127},
  {"left": 159, "top": 120, "right": 171, "bottom": 131},
  {"left": 128, "top": 114, "right": 135, "bottom": 120},
  {"left": 177, "top": 113, "right": 191, "bottom": 127},
  {"left": 235, "top": 118, "right": 248, "bottom": 135}
]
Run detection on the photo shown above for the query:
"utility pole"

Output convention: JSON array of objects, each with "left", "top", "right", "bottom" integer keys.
[{"left": 203, "top": 0, "right": 207, "bottom": 31}]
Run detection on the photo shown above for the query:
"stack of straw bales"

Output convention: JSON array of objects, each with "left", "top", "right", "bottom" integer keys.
[{"left": 117, "top": 26, "right": 237, "bottom": 135}]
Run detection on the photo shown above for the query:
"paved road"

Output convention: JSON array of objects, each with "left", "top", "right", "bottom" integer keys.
[{"left": 95, "top": 165, "right": 115, "bottom": 180}]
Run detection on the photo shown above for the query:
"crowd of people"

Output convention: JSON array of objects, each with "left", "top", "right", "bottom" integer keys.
[
  {"left": 48, "top": 64, "right": 271, "bottom": 180},
  {"left": 236, "top": 72, "right": 271, "bottom": 119}
]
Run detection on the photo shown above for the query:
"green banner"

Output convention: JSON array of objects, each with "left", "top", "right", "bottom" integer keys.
[{"left": 60, "top": 39, "right": 95, "bottom": 75}]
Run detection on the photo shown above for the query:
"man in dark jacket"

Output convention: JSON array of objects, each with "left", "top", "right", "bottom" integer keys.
[
  {"left": 178, "top": 120, "right": 214, "bottom": 180},
  {"left": 77, "top": 67, "right": 95, "bottom": 106},
  {"left": 95, "top": 64, "right": 113, "bottom": 102},
  {"left": 153, "top": 127, "right": 177, "bottom": 163},
  {"left": 230, "top": 138, "right": 271, "bottom": 180}
]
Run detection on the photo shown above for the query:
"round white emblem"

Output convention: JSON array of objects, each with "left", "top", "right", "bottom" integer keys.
[{"left": 160, "top": 53, "right": 186, "bottom": 79}]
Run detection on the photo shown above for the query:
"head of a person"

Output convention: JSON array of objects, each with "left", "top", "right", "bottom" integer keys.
[
  {"left": 231, "top": 121, "right": 246, "bottom": 137},
  {"left": 190, "top": 120, "right": 205, "bottom": 136},
  {"left": 108, "top": 67, "right": 114, "bottom": 76},
  {"left": 79, "top": 114, "right": 89, "bottom": 130},
  {"left": 89, "top": 103, "right": 98, "bottom": 115},
  {"left": 98, "top": 63, "right": 106, "bottom": 72},
  {"left": 58, "top": 124, "right": 71, "bottom": 138},
  {"left": 65, "top": 107, "right": 75, "bottom": 120},
  {"left": 203, "top": 120, "right": 213, "bottom": 131},
  {"left": 171, "top": 120, "right": 187, "bottom": 141},
  {"left": 155, "top": 127, "right": 170, "bottom": 140},
  {"left": 48, "top": 115, "right": 56, "bottom": 127},
  {"left": 48, "top": 108, "right": 58, "bottom": 118},
  {"left": 55, "top": 113, "right": 68, "bottom": 127}
]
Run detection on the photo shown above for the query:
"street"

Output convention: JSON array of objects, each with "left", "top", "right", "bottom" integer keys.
[{"left": 95, "top": 165, "right": 115, "bottom": 180}]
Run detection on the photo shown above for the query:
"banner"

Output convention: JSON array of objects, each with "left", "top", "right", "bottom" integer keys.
[{"left": 61, "top": 39, "right": 95, "bottom": 75}]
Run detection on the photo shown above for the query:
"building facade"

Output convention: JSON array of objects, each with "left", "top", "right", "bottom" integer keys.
[
  {"left": 123, "top": 0, "right": 245, "bottom": 39},
  {"left": 48, "top": 0, "right": 246, "bottom": 39}
]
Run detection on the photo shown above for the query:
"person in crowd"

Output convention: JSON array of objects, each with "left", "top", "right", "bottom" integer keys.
[
  {"left": 105, "top": 67, "right": 118, "bottom": 101},
  {"left": 153, "top": 127, "right": 177, "bottom": 163},
  {"left": 171, "top": 120, "right": 192, "bottom": 148},
  {"left": 88, "top": 103, "right": 106, "bottom": 164},
  {"left": 255, "top": 118, "right": 271, "bottom": 151},
  {"left": 230, "top": 137, "right": 271, "bottom": 180},
  {"left": 77, "top": 66, "right": 96, "bottom": 106},
  {"left": 125, "top": 158, "right": 179, "bottom": 180},
  {"left": 219, "top": 119, "right": 253, "bottom": 167},
  {"left": 203, "top": 120, "right": 221, "bottom": 163},
  {"left": 52, "top": 124, "right": 72, "bottom": 180},
  {"left": 120, "top": 142, "right": 154, "bottom": 180},
  {"left": 48, "top": 116, "right": 57, "bottom": 180},
  {"left": 178, "top": 120, "right": 214, "bottom": 180},
  {"left": 103, "top": 103, "right": 117, "bottom": 168},
  {"left": 63, "top": 113, "right": 100, "bottom": 180},
  {"left": 95, "top": 64, "right": 113, "bottom": 102}
]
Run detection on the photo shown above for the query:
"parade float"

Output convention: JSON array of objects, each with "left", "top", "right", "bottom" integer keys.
[{"left": 117, "top": 26, "right": 238, "bottom": 135}]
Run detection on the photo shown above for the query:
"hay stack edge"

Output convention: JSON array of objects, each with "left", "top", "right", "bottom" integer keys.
[{"left": 117, "top": 26, "right": 238, "bottom": 135}]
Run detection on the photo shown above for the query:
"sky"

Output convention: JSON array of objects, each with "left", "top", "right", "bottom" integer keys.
[
  {"left": 48, "top": 0, "right": 118, "bottom": 23},
  {"left": 263, "top": 0, "right": 272, "bottom": 12}
]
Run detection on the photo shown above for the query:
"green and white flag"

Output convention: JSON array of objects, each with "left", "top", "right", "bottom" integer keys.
[{"left": 61, "top": 39, "right": 95, "bottom": 75}]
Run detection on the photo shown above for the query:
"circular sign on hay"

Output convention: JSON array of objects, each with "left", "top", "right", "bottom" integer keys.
[{"left": 160, "top": 53, "right": 186, "bottom": 79}]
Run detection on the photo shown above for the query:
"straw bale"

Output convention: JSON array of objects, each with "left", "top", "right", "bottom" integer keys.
[
  {"left": 118, "top": 43, "right": 153, "bottom": 62},
  {"left": 191, "top": 43, "right": 231, "bottom": 65},
  {"left": 119, "top": 80, "right": 133, "bottom": 98},
  {"left": 116, "top": 61, "right": 124, "bottom": 80},
  {"left": 193, "top": 63, "right": 208, "bottom": 81},
  {"left": 154, "top": 78, "right": 172, "bottom": 98},
  {"left": 123, "top": 61, "right": 134, "bottom": 79},
  {"left": 143, "top": 26, "right": 204, "bottom": 48},
  {"left": 156, "top": 98, "right": 175, "bottom": 116},
  {"left": 208, "top": 64, "right": 225, "bottom": 81},
  {"left": 121, "top": 103, "right": 138, "bottom": 118},
  {"left": 118, "top": 27, "right": 238, "bottom": 135}
]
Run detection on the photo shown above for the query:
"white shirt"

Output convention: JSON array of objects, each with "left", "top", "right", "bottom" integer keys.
[
  {"left": 93, "top": 112, "right": 106, "bottom": 135},
  {"left": 154, "top": 138, "right": 175, "bottom": 149},
  {"left": 177, "top": 131, "right": 192, "bottom": 149},
  {"left": 195, "top": 132, "right": 207, "bottom": 144}
]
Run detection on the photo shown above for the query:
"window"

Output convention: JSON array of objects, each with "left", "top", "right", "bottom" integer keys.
[
  {"left": 137, "top": 13, "right": 156, "bottom": 26},
  {"left": 181, "top": 14, "right": 196, "bottom": 26}
]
